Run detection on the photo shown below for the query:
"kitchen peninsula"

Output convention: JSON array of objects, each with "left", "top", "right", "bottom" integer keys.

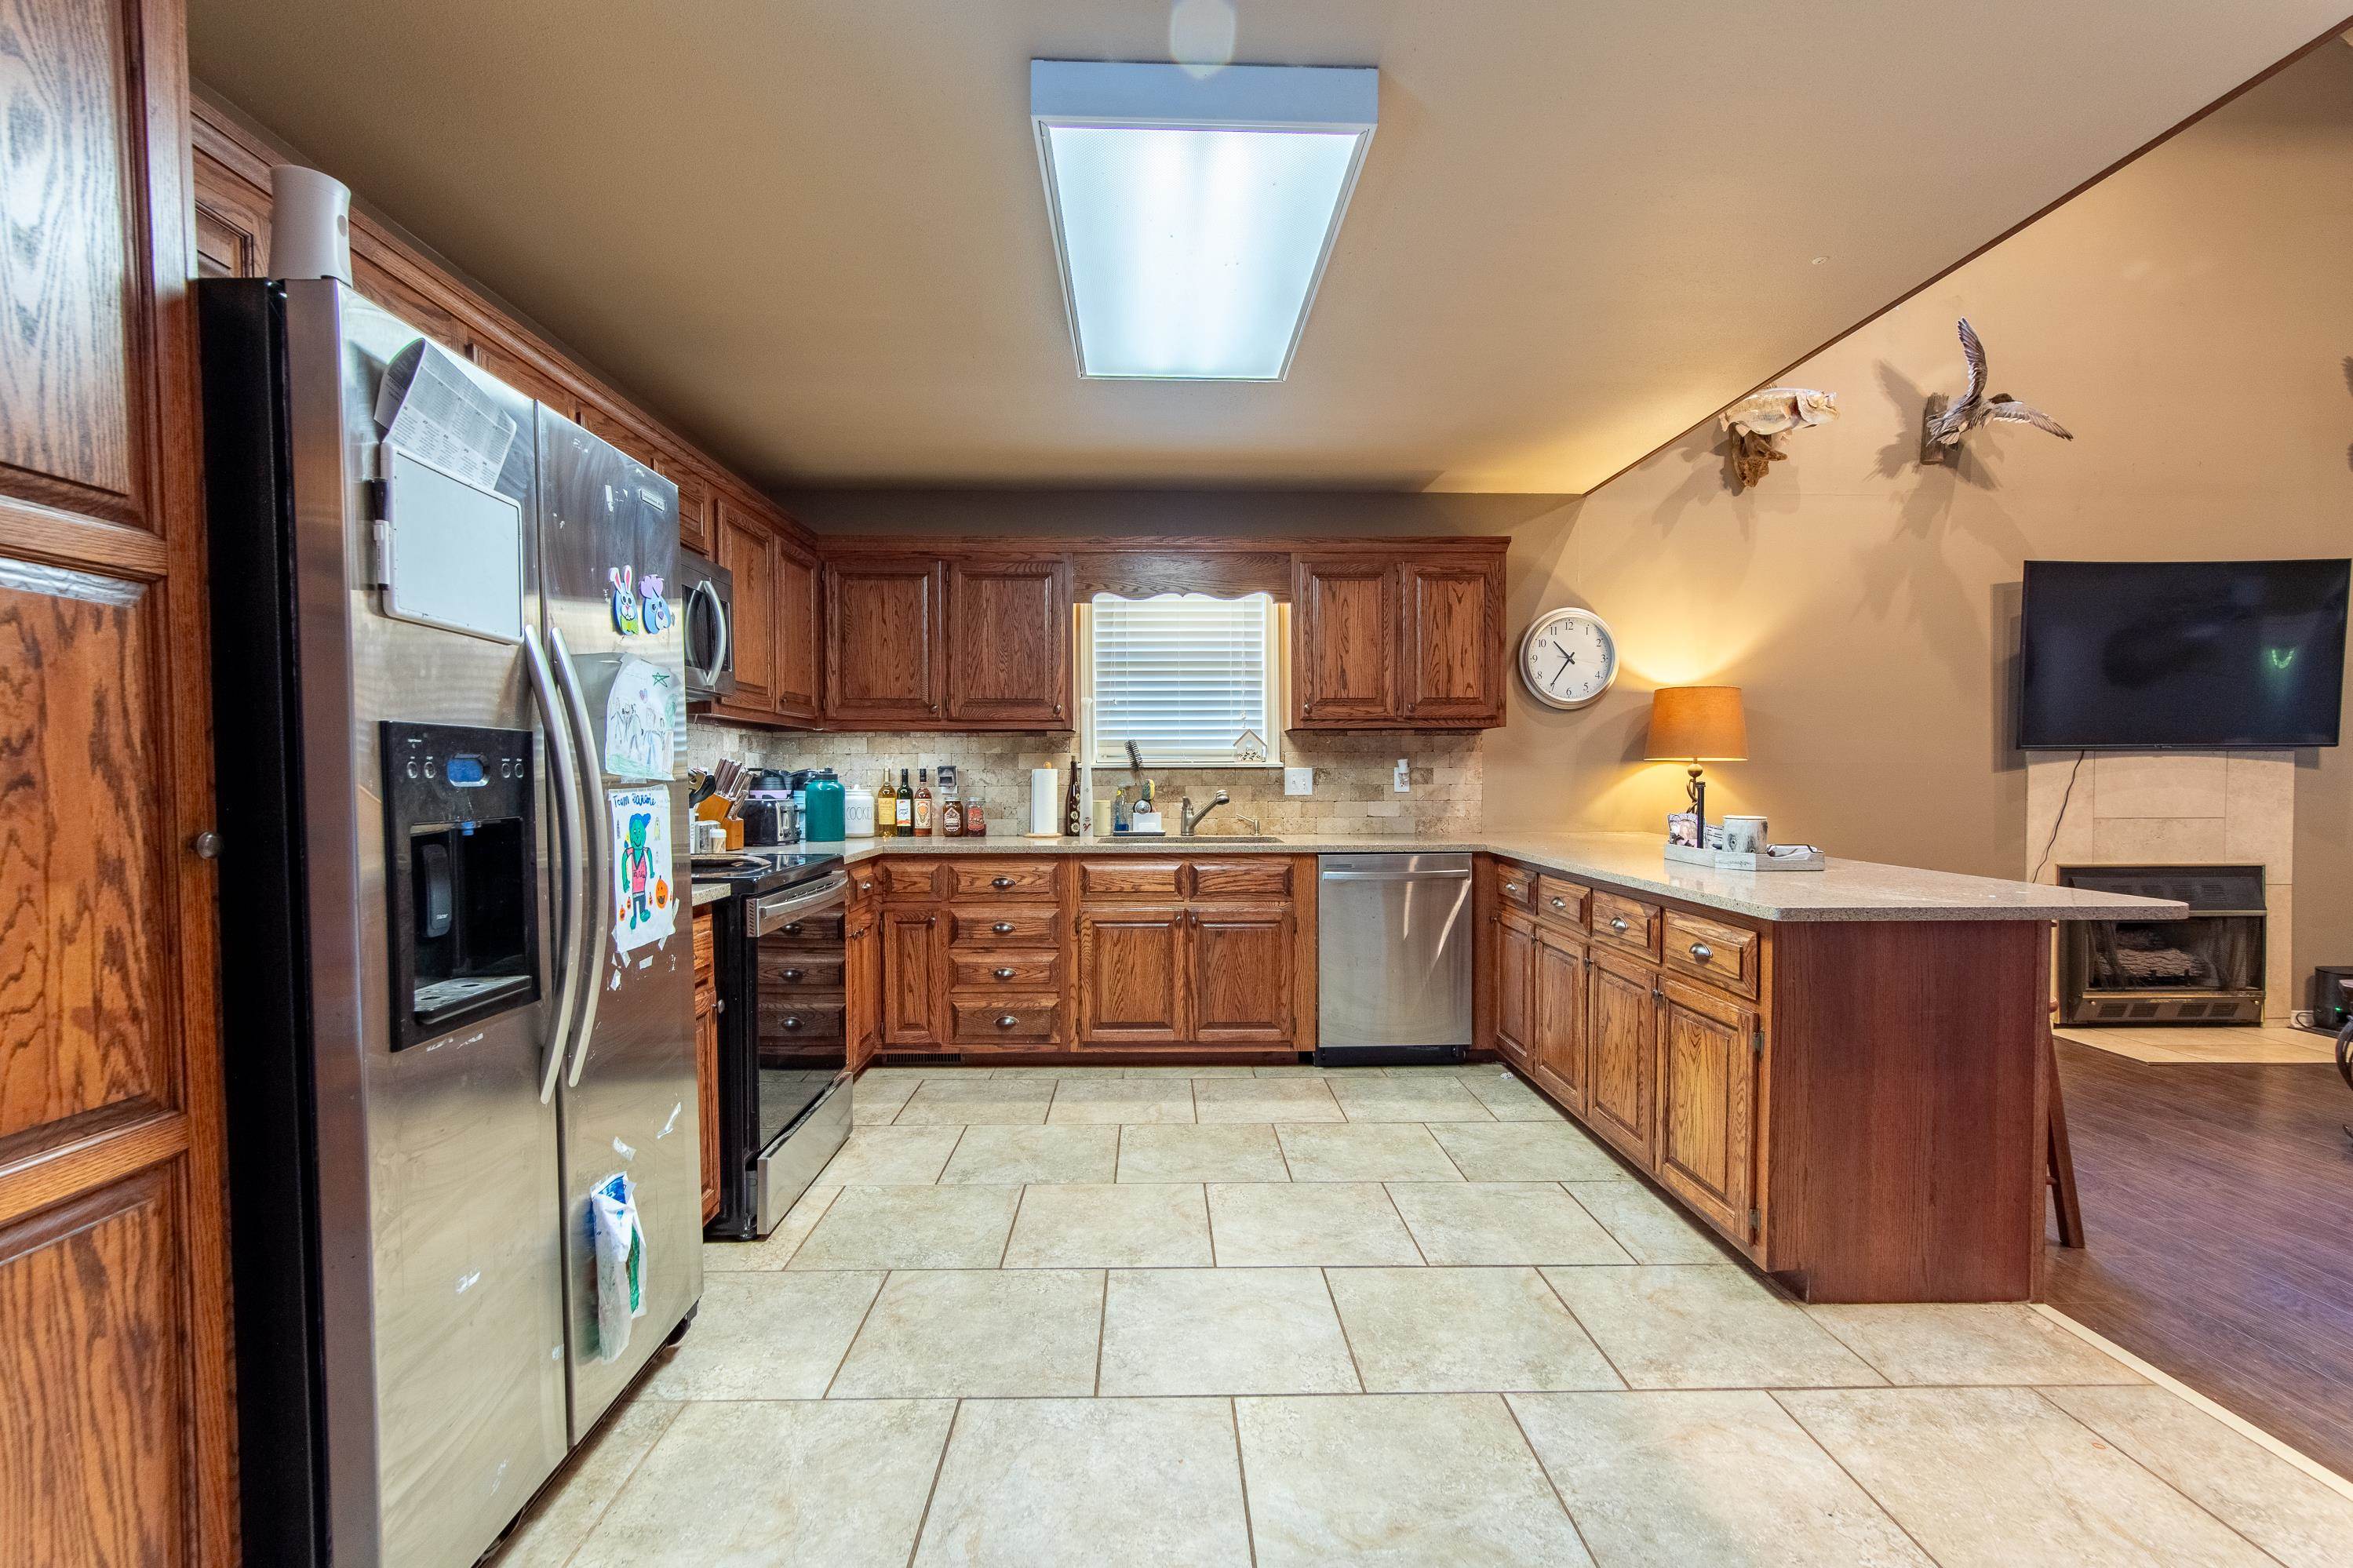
[{"left": 701, "top": 832, "right": 2180, "bottom": 1305}]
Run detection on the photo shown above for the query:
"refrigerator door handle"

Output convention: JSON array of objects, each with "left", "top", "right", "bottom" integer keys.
[
  {"left": 524, "top": 627, "right": 588, "bottom": 1104},
  {"left": 549, "top": 624, "right": 611, "bottom": 1089}
]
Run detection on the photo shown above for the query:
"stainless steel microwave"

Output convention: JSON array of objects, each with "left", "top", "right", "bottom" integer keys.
[{"left": 678, "top": 550, "right": 735, "bottom": 700}]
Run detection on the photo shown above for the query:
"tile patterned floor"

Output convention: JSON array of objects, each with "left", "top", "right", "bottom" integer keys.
[{"left": 493, "top": 1063, "right": 2353, "bottom": 1568}]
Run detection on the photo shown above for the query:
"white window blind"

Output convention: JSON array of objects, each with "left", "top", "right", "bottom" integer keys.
[{"left": 1085, "top": 592, "right": 1280, "bottom": 767}]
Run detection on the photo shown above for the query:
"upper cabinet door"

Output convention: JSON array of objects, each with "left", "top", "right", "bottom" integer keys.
[
  {"left": 944, "top": 557, "right": 1071, "bottom": 727},
  {"left": 773, "top": 533, "right": 821, "bottom": 725},
  {"left": 1399, "top": 558, "right": 1505, "bottom": 723},
  {"left": 1292, "top": 557, "right": 1397, "bottom": 725},
  {"left": 468, "top": 338, "right": 582, "bottom": 423},
  {"left": 825, "top": 557, "right": 943, "bottom": 726},
  {"left": 713, "top": 497, "right": 778, "bottom": 712}
]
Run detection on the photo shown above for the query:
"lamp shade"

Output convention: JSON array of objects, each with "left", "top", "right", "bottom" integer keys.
[{"left": 1645, "top": 686, "right": 1747, "bottom": 762}]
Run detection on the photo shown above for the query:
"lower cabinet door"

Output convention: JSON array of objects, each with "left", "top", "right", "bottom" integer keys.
[
  {"left": 1076, "top": 908, "right": 1189, "bottom": 1044},
  {"left": 1654, "top": 977, "right": 1757, "bottom": 1242},
  {"left": 1188, "top": 904, "right": 1293, "bottom": 1044},
  {"left": 844, "top": 903, "right": 882, "bottom": 1071},
  {"left": 1492, "top": 909, "right": 1536, "bottom": 1066},
  {"left": 695, "top": 988, "right": 721, "bottom": 1221},
  {"left": 1528, "top": 928, "right": 1587, "bottom": 1114},
  {"left": 1584, "top": 948, "right": 1659, "bottom": 1167},
  {"left": 880, "top": 908, "right": 943, "bottom": 1046}
]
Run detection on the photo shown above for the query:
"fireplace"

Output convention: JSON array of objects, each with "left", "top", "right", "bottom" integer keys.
[{"left": 2056, "top": 864, "right": 2267, "bottom": 1025}]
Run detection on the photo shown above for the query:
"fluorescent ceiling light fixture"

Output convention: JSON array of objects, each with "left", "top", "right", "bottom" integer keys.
[{"left": 1030, "top": 59, "right": 1377, "bottom": 380}]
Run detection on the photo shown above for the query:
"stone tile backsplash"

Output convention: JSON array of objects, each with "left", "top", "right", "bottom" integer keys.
[{"left": 687, "top": 722, "right": 1479, "bottom": 838}]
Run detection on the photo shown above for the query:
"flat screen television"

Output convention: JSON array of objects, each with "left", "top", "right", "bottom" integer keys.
[{"left": 2016, "top": 558, "right": 2349, "bottom": 750}]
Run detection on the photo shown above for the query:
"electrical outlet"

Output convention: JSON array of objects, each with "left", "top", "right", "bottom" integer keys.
[
  {"left": 1284, "top": 766, "right": 1313, "bottom": 797},
  {"left": 1393, "top": 758, "right": 1411, "bottom": 794}
]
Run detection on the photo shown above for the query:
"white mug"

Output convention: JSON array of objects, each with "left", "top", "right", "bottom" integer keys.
[{"left": 1721, "top": 815, "right": 1768, "bottom": 854}]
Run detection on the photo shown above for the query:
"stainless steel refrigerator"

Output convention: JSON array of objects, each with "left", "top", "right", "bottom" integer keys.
[{"left": 200, "top": 278, "right": 702, "bottom": 1566}]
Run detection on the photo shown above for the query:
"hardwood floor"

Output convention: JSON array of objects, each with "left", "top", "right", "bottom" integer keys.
[{"left": 2045, "top": 1039, "right": 2353, "bottom": 1480}]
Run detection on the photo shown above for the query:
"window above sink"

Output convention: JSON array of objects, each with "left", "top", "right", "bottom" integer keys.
[{"left": 1079, "top": 592, "right": 1287, "bottom": 769}]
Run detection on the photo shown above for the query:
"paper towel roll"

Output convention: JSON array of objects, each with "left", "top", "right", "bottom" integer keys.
[{"left": 1029, "top": 768, "right": 1059, "bottom": 835}]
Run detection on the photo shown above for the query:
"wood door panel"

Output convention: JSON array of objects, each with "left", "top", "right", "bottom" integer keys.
[
  {"left": 1663, "top": 910, "right": 1762, "bottom": 1002},
  {"left": 772, "top": 536, "right": 820, "bottom": 723},
  {"left": 949, "top": 907, "right": 1058, "bottom": 948},
  {"left": 843, "top": 903, "right": 882, "bottom": 1072},
  {"left": 468, "top": 337, "right": 580, "bottom": 420},
  {"left": 825, "top": 558, "right": 941, "bottom": 725},
  {"left": 1398, "top": 558, "right": 1503, "bottom": 722},
  {"left": 1076, "top": 909, "right": 1186, "bottom": 1045},
  {"left": 1, "top": 1170, "right": 185, "bottom": 1567},
  {"left": 1655, "top": 978, "right": 1754, "bottom": 1239},
  {"left": 1585, "top": 949, "right": 1658, "bottom": 1167},
  {"left": 1077, "top": 859, "right": 1184, "bottom": 899},
  {"left": 1187, "top": 859, "right": 1294, "bottom": 900},
  {"left": 944, "top": 557, "right": 1069, "bottom": 726},
  {"left": 349, "top": 252, "right": 469, "bottom": 355},
  {"left": 712, "top": 500, "right": 778, "bottom": 711},
  {"left": 0, "top": 0, "right": 139, "bottom": 508},
  {"left": 1189, "top": 905, "right": 1293, "bottom": 1044},
  {"left": 880, "top": 909, "right": 942, "bottom": 1046},
  {"left": 1530, "top": 928, "right": 1587, "bottom": 1114},
  {"left": 1492, "top": 908, "right": 1535, "bottom": 1068},
  {"left": 1292, "top": 558, "right": 1396, "bottom": 724},
  {"left": 0, "top": 566, "right": 165, "bottom": 1149},
  {"left": 943, "top": 859, "right": 1059, "bottom": 900}
]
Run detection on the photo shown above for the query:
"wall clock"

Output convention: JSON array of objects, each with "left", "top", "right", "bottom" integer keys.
[{"left": 1519, "top": 607, "right": 1619, "bottom": 710}]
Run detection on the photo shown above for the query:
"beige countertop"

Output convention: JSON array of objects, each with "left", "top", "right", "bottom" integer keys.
[
  {"left": 690, "top": 882, "right": 732, "bottom": 908},
  {"left": 763, "top": 830, "right": 2184, "bottom": 925}
]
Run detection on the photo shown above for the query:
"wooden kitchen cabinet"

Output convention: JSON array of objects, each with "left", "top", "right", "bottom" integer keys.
[
  {"left": 1398, "top": 557, "right": 1505, "bottom": 723},
  {"left": 694, "top": 909, "right": 721, "bottom": 1222},
  {"left": 1528, "top": 926, "right": 1588, "bottom": 1114},
  {"left": 712, "top": 497, "right": 779, "bottom": 714},
  {"left": 945, "top": 556, "right": 1073, "bottom": 726},
  {"left": 844, "top": 890, "right": 883, "bottom": 1073},
  {"left": 1293, "top": 556, "right": 1397, "bottom": 724},
  {"left": 1076, "top": 908, "right": 1191, "bottom": 1045},
  {"left": 1291, "top": 544, "right": 1510, "bottom": 729},
  {"left": 880, "top": 908, "right": 945, "bottom": 1046},
  {"left": 826, "top": 557, "right": 944, "bottom": 726},
  {"left": 773, "top": 533, "right": 822, "bottom": 724},
  {"left": 1492, "top": 907, "right": 1537, "bottom": 1068},
  {"left": 1584, "top": 946, "right": 1659, "bottom": 1167},
  {"left": 1189, "top": 905, "right": 1295, "bottom": 1044},
  {"left": 1654, "top": 977, "right": 1757, "bottom": 1242}
]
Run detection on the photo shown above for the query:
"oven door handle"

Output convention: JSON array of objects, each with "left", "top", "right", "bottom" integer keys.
[
  {"left": 754, "top": 872, "right": 850, "bottom": 937},
  {"left": 550, "top": 624, "right": 611, "bottom": 1090},
  {"left": 689, "top": 577, "right": 728, "bottom": 687},
  {"left": 524, "top": 627, "right": 585, "bottom": 1104}
]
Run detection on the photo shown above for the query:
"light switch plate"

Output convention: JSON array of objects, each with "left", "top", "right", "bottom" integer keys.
[
  {"left": 1393, "top": 758, "right": 1411, "bottom": 794},
  {"left": 1284, "top": 766, "right": 1313, "bottom": 797}
]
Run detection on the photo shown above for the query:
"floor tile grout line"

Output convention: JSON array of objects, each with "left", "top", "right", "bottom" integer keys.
[
  {"left": 996, "top": 1174, "right": 1025, "bottom": 1268},
  {"left": 1764, "top": 1388, "right": 1951, "bottom": 1568},
  {"left": 770, "top": 1184, "right": 840, "bottom": 1269},
  {"left": 1499, "top": 1392, "right": 1602, "bottom": 1564},
  {"left": 1532, "top": 1264, "right": 1633, "bottom": 1392},
  {"left": 1229, "top": 1396, "right": 1262, "bottom": 1568},
  {"left": 901, "top": 1397, "right": 963, "bottom": 1568},
  {"left": 2026, "top": 1385, "right": 2300, "bottom": 1568},
  {"left": 541, "top": 1395, "right": 689, "bottom": 1568},
  {"left": 1318, "top": 1267, "right": 1370, "bottom": 1394},
  {"left": 1092, "top": 1268, "right": 1110, "bottom": 1395},
  {"left": 1378, "top": 1179, "right": 1434, "bottom": 1266},
  {"left": 819, "top": 1269, "right": 892, "bottom": 1399}
]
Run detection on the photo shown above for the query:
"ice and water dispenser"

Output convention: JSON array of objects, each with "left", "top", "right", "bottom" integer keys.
[{"left": 380, "top": 720, "right": 541, "bottom": 1048}]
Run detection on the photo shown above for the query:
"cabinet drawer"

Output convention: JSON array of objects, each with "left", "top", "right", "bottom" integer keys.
[
  {"left": 756, "top": 998, "right": 844, "bottom": 1045},
  {"left": 950, "top": 906, "right": 1062, "bottom": 947},
  {"left": 758, "top": 951, "right": 845, "bottom": 991},
  {"left": 1493, "top": 862, "right": 1536, "bottom": 909},
  {"left": 949, "top": 951, "right": 1063, "bottom": 991},
  {"left": 1662, "top": 911, "right": 1761, "bottom": 1000},
  {"left": 1590, "top": 890, "right": 1661, "bottom": 956},
  {"left": 763, "top": 911, "right": 843, "bottom": 944},
  {"left": 1078, "top": 858, "right": 1184, "bottom": 899},
  {"left": 876, "top": 859, "right": 943, "bottom": 900},
  {"left": 693, "top": 910, "right": 716, "bottom": 976},
  {"left": 1189, "top": 858, "right": 1293, "bottom": 900},
  {"left": 1534, "top": 875, "right": 1588, "bottom": 930},
  {"left": 944, "top": 859, "right": 1060, "bottom": 900},
  {"left": 949, "top": 996, "right": 1062, "bottom": 1046}
]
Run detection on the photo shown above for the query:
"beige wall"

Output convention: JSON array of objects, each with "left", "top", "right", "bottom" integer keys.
[{"left": 1486, "top": 42, "right": 2353, "bottom": 986}]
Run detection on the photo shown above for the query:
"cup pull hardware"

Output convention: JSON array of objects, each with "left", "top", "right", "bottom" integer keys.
[
  {"left": 994, "top": 967, "right": 1015, "bottom": 980},
  {"left": 1610, "top": 916, "right": 1630, "bottom": 933},
  {"left": 991, "top": 875, "right": 1015, "bottom": 889},
  {"left": 996, "top": 1014, "right": 1018, "bottom": 1029},
  {"left": 992, "top": 921, "right": 1015, "bottom": 934},
  {"left": 1688, "top": 941, "right": 1714, "bottom": 962}
]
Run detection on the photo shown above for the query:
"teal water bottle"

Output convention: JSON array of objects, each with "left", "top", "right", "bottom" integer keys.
[{"left": 802, "top": 767, "right": 845, "bottom": 842}]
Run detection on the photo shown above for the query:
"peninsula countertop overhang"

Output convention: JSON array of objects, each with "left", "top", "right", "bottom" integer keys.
[{"left": 706, "top": 831, "right": 2186, "bottom": 925}]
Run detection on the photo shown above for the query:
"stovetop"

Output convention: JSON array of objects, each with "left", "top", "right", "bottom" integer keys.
[{"left": 690, "top": 848, "right": 844, "bottom": 897}]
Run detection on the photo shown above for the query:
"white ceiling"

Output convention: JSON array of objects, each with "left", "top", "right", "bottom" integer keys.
[{"left": 188, "top": 2, "right": 2353, "bottom": 493}]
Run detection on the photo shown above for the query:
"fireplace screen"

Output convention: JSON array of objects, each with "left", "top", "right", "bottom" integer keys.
[{"left": 2057, "top": 865, "right": 2266, "bottom": 1025}]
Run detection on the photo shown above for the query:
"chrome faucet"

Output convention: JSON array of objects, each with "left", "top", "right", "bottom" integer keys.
[{"left": 1180, "top": 789, "right": 1230, "bottom": 837}]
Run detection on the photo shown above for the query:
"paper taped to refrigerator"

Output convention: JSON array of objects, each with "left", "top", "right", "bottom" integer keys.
[
  {"left": 375, "top": 337, "right": 518, "bottom": 488},
  {"left": 609, "top": 787, "right": 676, "bottom": 954},
  {"left": 602, "top": 655, "right": 677, "bottom": 781}
]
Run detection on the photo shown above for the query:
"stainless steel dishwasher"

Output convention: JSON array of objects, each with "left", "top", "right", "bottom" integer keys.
[{"left": 1316, "top": 853, "right": 1475, "bottom": 1064}]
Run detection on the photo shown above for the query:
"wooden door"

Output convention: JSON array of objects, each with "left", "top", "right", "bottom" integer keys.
[
  {"left": 0, "top": 0, "right": 236, "bottom": 1559},
  {"left": 880, "top": 909, "right": 943, "bottom": 1046},
  {"left": 1292, "top": 557, "right": 1397, "bottom": 724},
  {"left": 773, "top": 533, "right": 821, "bottom": 725},
  {"left": 1585, "top": 949, "right": 1659, "bottom": 1167},
  {"left": 712, "top": 497, "right": 778, "bottom": 714},
  {"left": 694, "top": 911, "right": 721, "bottom": 1222},
  {"left": 944, "top": 556, "right": 1071, "bottom": 726},
  {"left": 1492, "top": 908, "right": 1536, "bottom": 1067},
  {"left": 1655, "top": 977, "right": 1757, "bottom": 1241},
  {"left": 843, "top": 899, "right": 883, "bottom": 1071},
  {"left": 1529, "top": 928, "right": 1588, "bottom": 1113},
  {"left": 468, "top": 336, "right": 581, "bottom": 420},
  {"left": 350, "top": 250, "right": 472, "bottom": 355},
  {"left": 1398, "top": 558, "right": 1504, "bottom": 723},
  {"left": 1189, "top": 906, "right": 1293, "bottom": 1044},
  {"left": 1076, "top": 909, "right": 1189, "bottom": 1045},
  {"left": 825, "top": 557, "right": 942, "bottom": 726}
]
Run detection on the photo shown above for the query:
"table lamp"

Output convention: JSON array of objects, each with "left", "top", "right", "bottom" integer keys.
[{"left": 1645, "top": 686, "right": 1747, "bottom": 835}]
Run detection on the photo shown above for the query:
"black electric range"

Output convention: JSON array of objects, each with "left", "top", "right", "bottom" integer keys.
[{"left": 694, "top": 849, "right": 852, "bottom": 1240}]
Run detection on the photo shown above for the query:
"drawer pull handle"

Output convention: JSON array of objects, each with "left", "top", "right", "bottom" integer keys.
[
  {"left": 1503, "top": 882, "right": 1521, "bottom": 896},
  {"left": 991, "top": 875, "right": 1015, "bottom": 889},
  {"left": 991, "top": 921, "right": 1015, "bottom": 935},
  {"left": 1549, "top": 896, "right": 1567, "bottom": 910},
  {"left": 993, "top": 967, "right": 1016, "bottom": 980},
  {"left": 1610, "top": 916, "right": 1630, "bottom": 933},
  {"left": 996, "top": 1014, "right": 1019, "bottom": 1029},
  {"left": 781, "top": 968, "right": 803, "bottom": 982},
  {"left": 782, "top": 1016, "right": 803, "bottom": 1031},
  {"left": 781, "top": 922, "right": 802, "bottom": 936},
  {"left": 1688, "top": 941, "right": 1713, "bottom": 962}
]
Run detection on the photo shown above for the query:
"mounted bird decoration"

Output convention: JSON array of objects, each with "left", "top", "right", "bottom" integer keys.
[
  {"left": 1921, "top": 318, "right": 2072, "bottom": 463},
  {"left": 1719, "top": 387, "right": 1839, "bottom": 492}
]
